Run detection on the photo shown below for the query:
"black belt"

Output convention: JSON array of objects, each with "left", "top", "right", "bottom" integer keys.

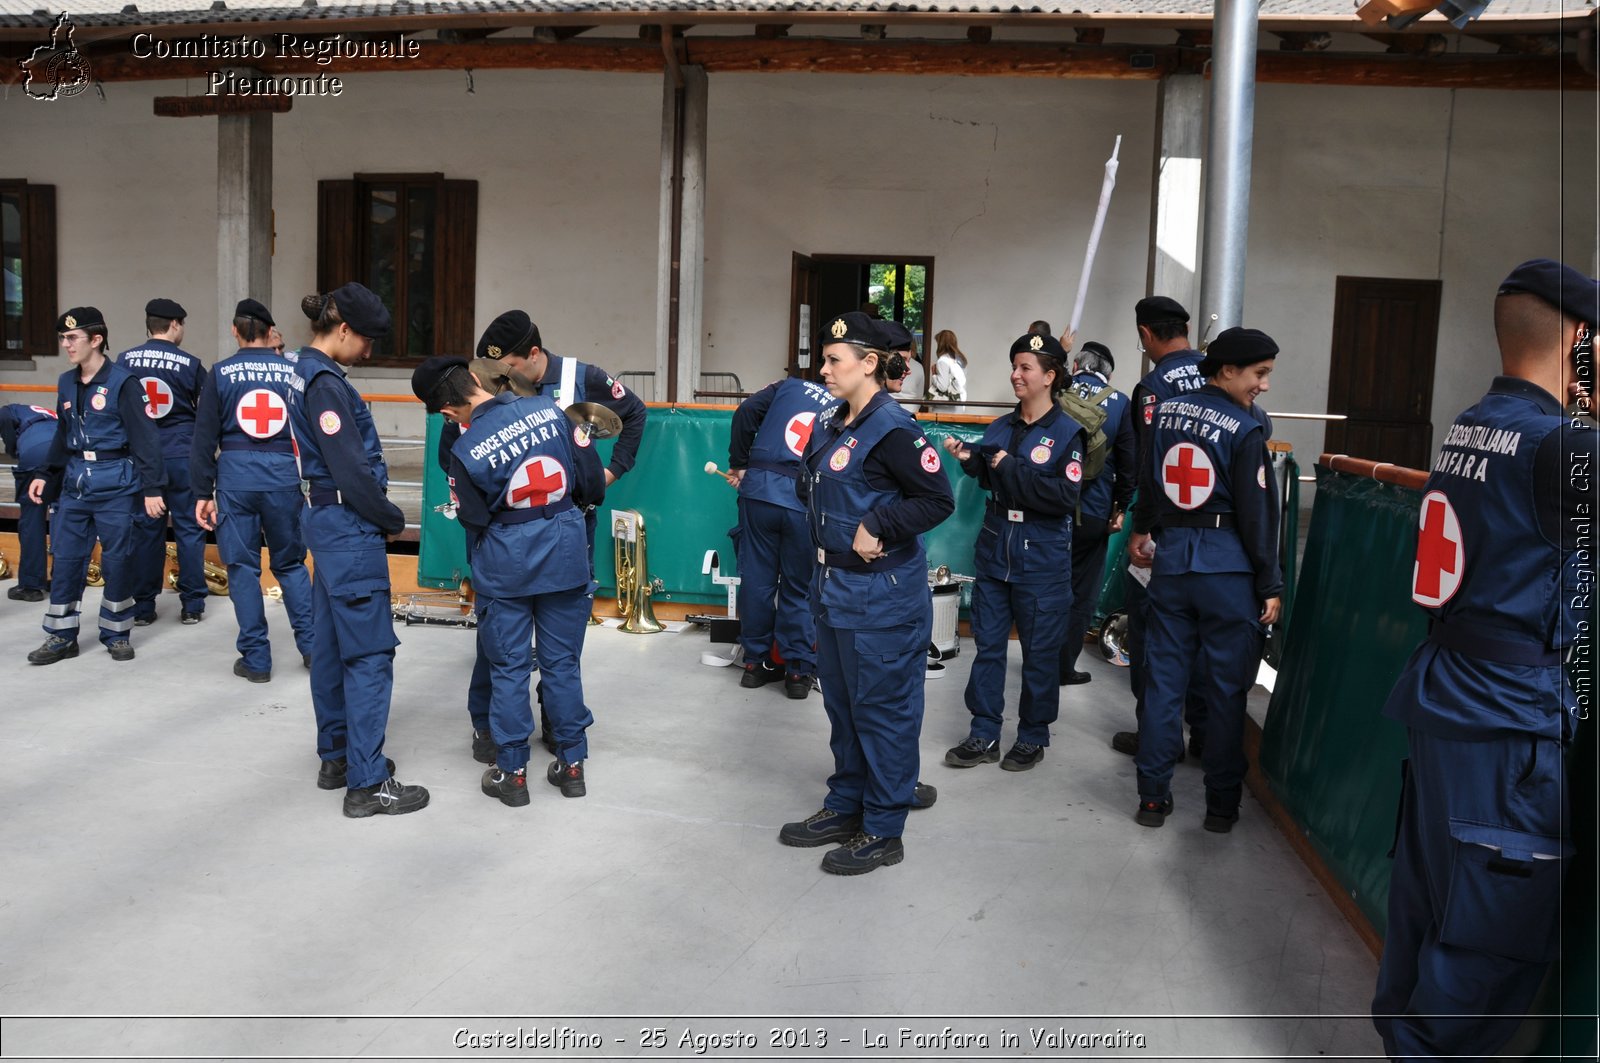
[
  {"left": 222, "top": 439, "right": 294, "bottom": 454},
  {"left": 819, "top": 543, "right": 916, "bottom": 572},
  {"left": 985, "top": 501, "right": 1062, "bottom": 525},
  {"left": 746, "top": 458, "right": 799, "bottom": 479},
  {"left": 493, "top": 498, "right": 576, "bottom": 524},
  {"left": 306, "top": 488, "right": 344, "bottom": 507},
  {"left": 74, "top": 448, "right": 128, "bottom": 462},
  {"left": 1428, "top": 619, "right": 1561, "bottom": 667},
  {"left": 1163, "top": 511, "right": 1235, "bottom": 529}
]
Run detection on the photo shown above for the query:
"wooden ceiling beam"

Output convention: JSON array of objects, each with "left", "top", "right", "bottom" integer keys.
[
  {"left": 1362, "top": 31, "right": 1448, "bottom": 55},
  {"left": 1273, "top": 31, "right": 1332, "bottom": 52}
]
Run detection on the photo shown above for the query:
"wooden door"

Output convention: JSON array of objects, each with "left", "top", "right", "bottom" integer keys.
[
  {"left": 1324, "top": 276, "right": 1441, "bottom": 471},
  {"left": 788, "top": 252, "right": 820, "bottom": 377}
]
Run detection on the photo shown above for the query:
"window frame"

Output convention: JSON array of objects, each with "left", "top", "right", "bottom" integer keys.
[{"left": 0, "top": 178, "right": 57, "bottom": 363}]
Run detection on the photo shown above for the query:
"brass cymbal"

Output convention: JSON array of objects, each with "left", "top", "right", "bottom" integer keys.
[{"left": 567, "top": 402, "right": 623, "bottom": 440}]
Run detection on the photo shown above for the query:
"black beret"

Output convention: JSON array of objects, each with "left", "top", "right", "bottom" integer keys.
[
  {"left": 327, "top": 282, "right": 391, "bottom": 340},
  {"left": 411, "top": 356, "right": 470, "bottom": 413},
  {"left": 1078, "top": 340, "right": 1115, "bottom": 372},
  {"left": 1199, "top": 327, "right": 1279, "bottom": 376},
  {"left": 1009, "top": 332, "right": 1069, "bottom": 364},
  {"left": 234, "top": 298, "right": 274, "bottom": 328},
  {"left": 145, "top": 297, "right": 187, "bottom": 320},
  {"left": 820, "top": 311, "right": 887, "bottom": 350},
  {"left": 878, "top": 320, "right": 914, "bottom": 352},
  {"left": 1498, "top": 258, "right": 1600, "bottom": 324},
  {"left": 56, "top": 306, "right": 105, "bottom": 332},
  {"left": 477, "top": 310, "right": 541, "bottom": 361},
  {"left": 1135, "top": 295, "right": 1190, "bottom": 327}
]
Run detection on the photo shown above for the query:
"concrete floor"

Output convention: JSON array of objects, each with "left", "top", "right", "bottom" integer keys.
[{"left": 0, "top": 585, "right": 1383, "bottom": 1061}]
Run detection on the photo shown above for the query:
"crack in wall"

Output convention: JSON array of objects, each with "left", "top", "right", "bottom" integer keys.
[{"left": 931, "top": 109, "right": 999, "bottom": 248}]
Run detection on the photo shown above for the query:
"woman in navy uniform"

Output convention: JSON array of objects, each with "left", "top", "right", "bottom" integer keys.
[
  {"left": 118, "top": 298, "right": 208, "bottom": 625},
  {"left": 778, "top": 311, "right": 953, "bottom": 875},
  {"left": 1, "top": 402, "right": 59, "bottom": 601},
  {"left": 942, "top": 333, "right": 1087, "bottom": 772},
  {"left": 1128, "top": 327, "right": 1282, "bottom": 831},
  {"left": 287, "top": 284, "right": 427, "bottom": 817},
  {"left": 727, "top": 372, "right": 838, "bottom": 697},
  {"left": 1371, "top": 260, "right": 1597, "bottom": 1058},
  {"left": 190, "top": 298, "right": 315, "bottom": 683},
  {"left": 26, "top": 307, "right": 165, "bottom": 664},
  {"left": 413, "top": 357, "right": 606, "bottom": 804}
]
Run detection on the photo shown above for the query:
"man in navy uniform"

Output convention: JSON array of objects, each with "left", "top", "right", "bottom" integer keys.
[
  {"left": 26, "top": 306, "right": 165, "bottom": 663},
  {"left": 2, "top": 402, "right": 59, "bottom": 601},
  {"left": 1371, "top": 260, "right": 1597, "bottom": 1058},
  {"left": 190, "top": 298, "right": 314, "bottom": 682},
  {"left": 1128, "top": 327, "right": 1282, "bottom": 831},
  {"left": 1059, "top": 340, "right": 1136, "bottom": 685},
  {"left": 1113, "top": 296, "right": 1213, "bottom": 758},
  {"left": 414, "top": 356, "right": 606, "bottom": 803},
  {"left": 727, "top": 370, "right": 838, "bottom": 698},
  {"left": 119, "top": 297, "right": 208, "bottom": 625}
]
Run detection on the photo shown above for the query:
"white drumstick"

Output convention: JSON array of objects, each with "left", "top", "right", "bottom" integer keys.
[{"left": 704, "top": 461, "right": 723, "bottom": 476}]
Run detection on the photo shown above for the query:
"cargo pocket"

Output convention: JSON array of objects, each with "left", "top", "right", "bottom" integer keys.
[
  {"left": 851, "top": 626, "right": 921, "bottom": 714},
  {"left": 1438, "top": 819, "right": 1569, "bottom": 963}
]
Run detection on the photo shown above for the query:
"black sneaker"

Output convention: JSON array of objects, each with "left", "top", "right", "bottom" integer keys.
[
  {"left": 233, "top": 658, "right": 270, "bottom": 683},
  {"left": 27, "top": 636, "right": 79, "bottom": 665},
  {"left": 821, "top": 832, "right": 904, "bottom": 876},
  {"left": 1136, "top": 796, "right": 1174, "bottom": 828},
  {"left": 1111, "top": 731, "right": 1139, "bottom": 756},
  {"left": 471, "top": 728, "right": 498, "bottom": 765},
  {"left": 944, "top": 735, "right": 1000, "bottom": 768},
  {"left": 910, "top": 782, "right": 937, "bottom": 809},
  {"left": 7, "top": 586, "right": 45, "bottom": 602},
  {"left": 1000, "top": 741, "right": 1044, "bottom": 772},
  {"left": 482, "top": 767, "right": 530, "bottom": 807},
  {"left": 342, "top": 776, "right": 429, "bottom": 817},
  {"left": 740, "top": 660, "right": 781, "bottom": 689},
  {"left": 181, "top": 610, "right": 203, "bottom": 625},
  {"left": 1204, "top": 809, "right": 1239, "bottom": 834},
  {"left": 1189, "top": 735, "right": 1206, "bottom": 760},
  {"left": 1060, "top": 670, "right": 1092, "bottom": 686},
  {"left": 106, "top": 639, "right": 135, "bottom": 662},
  {"left": 778, "top": 808, "right": 862, "bottom": 847},
  {"left": 301, "top": 653, "right": 312, "bottom": 670},
  {"left": 547, "top": 758, "right": 586, "bottom": 798},
  {"left": 133, "top": 614, "right": 156, "bottom": 627},
  {"left": 317, "top": 756, "right": 396, "bottom": 791},
  {"left": 783, "top": 673, "right": 812, "bottom": 699}
]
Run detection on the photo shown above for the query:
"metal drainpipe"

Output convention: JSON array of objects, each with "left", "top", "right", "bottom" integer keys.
[{"left": 1197, "top": 0, "right": 1260, "bottom": 343}]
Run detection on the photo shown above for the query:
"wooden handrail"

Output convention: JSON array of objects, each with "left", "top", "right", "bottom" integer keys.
[{"left": 1319, "top": 452, "right": 1429, "bottom": 491}]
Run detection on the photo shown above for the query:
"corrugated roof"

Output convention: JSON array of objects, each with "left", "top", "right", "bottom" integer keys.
[{"left": 0, "top": 0, "right": 1588, "bottom": 27}]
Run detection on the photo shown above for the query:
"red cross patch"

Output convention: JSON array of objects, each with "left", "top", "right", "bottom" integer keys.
[
  {"left": 506, "top": 454, "right": 568, "bottom": 509},
  {"left": 142, "top": 377, "right": 173, "bottom": 419},
  {"left": 1065, "top": 460, "right": 1083, "bottom": 483},
  {"left": 920, "top": 446, "right": 941, "bottom": 474},
  {"left": 235, "top": 388, "right": 287, "bottom": 439},
  {"left": 611, "top": 380, "right": 626, "bottom": 400},
  {"left": 30, "top": 405, "right": 57, "bottom": 419},
  {"left": 1412, "top": 490, "right": 1465, "bottom": 608},
  {"left": 784, "top": 411, "right": 818, "bottom": 457},
  {"left": 1161, "top": 443, "right": 1215, "bottom": 510}
]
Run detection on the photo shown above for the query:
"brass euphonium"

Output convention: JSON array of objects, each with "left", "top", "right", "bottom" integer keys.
[
  {"left": 166, "top": 544, "right": 229, "bottom": 595},
  {"left": 612, "top": 509, "right": 663, "bottom": 634},
  {"left": 0, "top": 550, "right": 10, "bottom": 580},
  {"left": 86, "top": 559, "right": 104, "bottom": 587}
]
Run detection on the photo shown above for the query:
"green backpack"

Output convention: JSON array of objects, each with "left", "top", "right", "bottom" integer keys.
[{"left": 1056, "top": 383, "right": 1112, "bottom": 481}]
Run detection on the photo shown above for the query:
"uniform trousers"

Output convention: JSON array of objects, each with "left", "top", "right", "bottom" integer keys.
[
  {"left": 736, "top": 496, "right": 817, "bottom": 675},
  {"left": 130, "top": 461, "right": 207, "bottom": 617},
  {"left": 216, "top": 487, "right": 314, "bottom": 672},
  {"left": 45, "top": 492, "right": 139, "bottom": 647},
  {"left": 11, "top": 468, "right": 50, "bottom": 590},
  {"left": 965, "top": 575, "right": 1070, "bottom": 746},
  {"left": 476, "top": 585, "right": 595, "bottom": 772}
]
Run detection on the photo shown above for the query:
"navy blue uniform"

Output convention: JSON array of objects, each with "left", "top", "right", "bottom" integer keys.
[
  {"left": 1061, "top": 371, "right": 1137, "bottom": 677},
  {"left": 798, "top": 391, "right": 954, "bottom": 838},
  {"left": 38, "top": 360, "right": 163, "bottom": 646},
  {"left": 730, "top": 377, "right": 839, "bottom": 677},
  {"left": 191, "top": 348, "right": 314, "bottom": 674},
  {"left": 1372, "top": 377, "right": 1591, "bottom": 1058},
  {"left": 1131, "top": 384, "right": 1281, "bottom": 816},
  {"left": 118, "top": 339, "right": 208, "bottom": 619},
  {"left": 958, "top": 405, "right": 1087, "bottom": 747},
  {"left": 1, "top": 403, "right": 59, "bottom": 592},
  {"left": 288, "top": 348, "right": 407, "bottom": 790},
  {"left": 450, "top": 393, "right": 606, "bottom": 772}
]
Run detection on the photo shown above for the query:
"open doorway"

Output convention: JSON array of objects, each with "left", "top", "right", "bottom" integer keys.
[{"left": 788, "top": 253, "right": 934, "bottom": 379}]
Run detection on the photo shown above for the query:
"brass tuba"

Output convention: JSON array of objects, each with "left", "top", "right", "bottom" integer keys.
[
  {"left": 166, "top": 544, "right": 229, "bottom": 596},
  {"left": 612, "top": 509, "right": 663, "bottom": 634}
]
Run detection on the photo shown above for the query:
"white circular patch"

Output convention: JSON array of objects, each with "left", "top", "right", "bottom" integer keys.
[
  {"left": 1030, "top": 444, "right": 1052, "bottom": 465},
  {"left": 29, "top": 405, "right": 56, "bottom": 418},
  {"left": 235, "top": 388, "right": 288, "bottom": 439},
  {"left": 573, "top": 424, "right": 592, "bottom": 448},
  {"left": 1257, "top": 464, "right": 1268, "bottom": 489},
  {"left": 1160, "top": 442, "right": 1216, "bottom": 510},
  {"left": 140, "top": 376, "right": 173, "bottom": 419},
  {"left": 1065, "top": 460, "right": 1083, "bottom": 483},
  {"left": 318, "top": 410, "right": 342, "bottom": 435},
  {"left": 920, "top": 446, "right": 941, "bottom": 474},
  {"left": 611, "top": 380, "right": 626, "bottom": 400},
  {"left": 505, "top": 454, "right": 569, "bottom": 509},
  {"left": 829, "top": 446, "right": 852, "bottom": 472},
  {"left": 90, "top": 393, "right": 107, "bottom": 411},
  {"left": 1411, "top": 490, "right": 1465, "bottom": 609},
  {"left": 784, "top": 411, "right": 818, "bottom": 457}
]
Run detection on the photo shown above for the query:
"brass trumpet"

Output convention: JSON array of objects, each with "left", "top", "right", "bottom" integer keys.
[
  {"left": 612, "top": 509, "right": 663, "bottom": 634},
  {"left": 166, "top": 544, "right": 229, "bottom": 596}
]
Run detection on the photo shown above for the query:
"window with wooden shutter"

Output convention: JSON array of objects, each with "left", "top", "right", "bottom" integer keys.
[{"left": 1, "top": 179, "right": 58, "bottom": 362}]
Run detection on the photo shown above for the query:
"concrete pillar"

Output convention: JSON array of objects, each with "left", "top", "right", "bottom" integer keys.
[
  {"left": 1198, "top": 0, "right": 1260, "bottom": 337},
  {"left": 654, "top": 63, "right": 708, "bottom": 403},
  {"left": 216, "top": 110, "right": 272, "bottom": 358},
  {"left": 1145, "top": 73, "right": 1205, "bottom": 319},
  {"left": 654, "top": 69, "right": 676, "bottom": 402}
]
